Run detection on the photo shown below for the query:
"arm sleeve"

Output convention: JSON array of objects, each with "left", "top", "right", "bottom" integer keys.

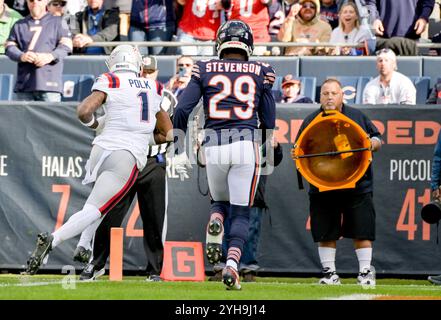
[
  {"left": 91, "top": 74, "right": 112, "bottom": 95},
  {"left": 52, "top": 19, "right": 73, "bottom": 61},
  {"left": 364, "top": 114, "right": 381, "bottom": 139},
  {"left": 432, "top": 131, "right": 441, "bottom": 190},
  {"left": 173, "top": 77, "right": 202, "bottom": 133},
  {"left": 364, "top": 0, "right": 379, "bottom": 21},
  {"left": 258, "top": 88, "right": 276, "bottom": 130},
  {"left": 5, "top": 25, "right": 23, "bottom": 62},
  {"left": 417, "top": 0, "right": 435, "bottom": 21},
  {"left": 258, "top": 66, "right": 276, "bottom": 130}
]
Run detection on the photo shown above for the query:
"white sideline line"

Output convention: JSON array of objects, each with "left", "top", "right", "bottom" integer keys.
[
  {"left": 0, "top": 279, "right": 106, "bottom": 287},
  {"left": 324, "top": 294, "right": 384, "bottom": 300},
  {"left": 0, "top": 280, "right": 65, "bottom": 287}
]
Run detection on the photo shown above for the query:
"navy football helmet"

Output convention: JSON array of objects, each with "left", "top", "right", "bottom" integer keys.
[{"left": 216, "top": 20, "right": 254, "bottom": 59}]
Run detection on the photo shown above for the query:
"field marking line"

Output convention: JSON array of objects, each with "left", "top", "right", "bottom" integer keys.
[{"left": 323, "top": 294, "right": 383, "bottom": 300}]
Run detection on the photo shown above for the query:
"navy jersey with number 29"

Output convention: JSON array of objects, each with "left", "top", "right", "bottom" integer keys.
[{"left": 173, "top": 58, "right": 276, "bottom": 139}]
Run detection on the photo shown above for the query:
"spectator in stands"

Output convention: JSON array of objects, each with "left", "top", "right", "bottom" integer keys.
[
  {"left": 105, "top": 0, "right": 131, "bottom": 41},
  {"left": 278, "top": 74, "right": 314, "bottom": 103},
  {"left": 165, "top": 55, "right": 193, "bottom": 98},
  {"left": 366, "top": 0, "right": 434, "bottom": 40},
  {"left": 47, "top": 0, "right": 74, "bottom": 29},
  {"left": 5, "top": 0, "right": 72, "bottom": 102},
  {"left": 0, "top": 0, "right": 22, "bottom": 54},
  {"left": 278, "top": 0, "right": 332, "bottom": 56},
  {"left": 5, "top": 0, "right": 28, "bottom": 16},
  {"left": 267, "top": 0, "right": 286, "bottom": 55},
  {"left": 176, "top": 0, "right": 229, "bottom": 56},
  {"left": 141, "top": 55, "right": 159, "bottom": 80},
  {"left": 426, "top": 79, "right": 441, "bottom": 104},
  {"left": 320, "top": 0, "right": 338, "bottom": 29},
  {"left": 228, "top": 0, "right": 271, "bottom": 55},
  {"left": 329, "top": 2, "right": 371, "bottom": 56},
  {"left": 65, "top": 0, "right": 87, "bottom": 15},
  {"left": 362, "top": 48, "right": 416, "bottom": 104},
  {"left": 71, "top": 0, "right": 119, "bottom": 55},
  {"left": 365, "top": 0, "right": 435, "bottom": 55},
  {"left": 129, "top": 0, "right": 175, "bottom": 55}
]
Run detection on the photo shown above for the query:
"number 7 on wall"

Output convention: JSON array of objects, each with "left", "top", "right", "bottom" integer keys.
[{"left": 52, "top": 184, "right": 71, "bottom": 231}]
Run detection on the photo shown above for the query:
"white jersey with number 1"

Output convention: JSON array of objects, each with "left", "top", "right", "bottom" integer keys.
[{"left": 91, "top": 71, "right": 163, "bottom": 170}]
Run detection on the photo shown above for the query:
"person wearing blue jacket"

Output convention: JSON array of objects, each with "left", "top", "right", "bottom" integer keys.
[{"left": 365, "top": 0, "right": 435, "bottom": 40}]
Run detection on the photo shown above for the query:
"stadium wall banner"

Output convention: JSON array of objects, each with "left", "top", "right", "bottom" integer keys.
[{"left": 0, "top": 102, "right": 440, "bottom": 275}]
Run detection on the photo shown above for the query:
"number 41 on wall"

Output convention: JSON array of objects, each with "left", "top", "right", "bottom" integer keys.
[{"left": 397, "top": 188, "right": 431, "bottom": 241}]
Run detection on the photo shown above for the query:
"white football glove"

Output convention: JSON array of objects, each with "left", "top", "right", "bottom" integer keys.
[{"left": 173, "top": 152, "right": 192, "bottom": 181}]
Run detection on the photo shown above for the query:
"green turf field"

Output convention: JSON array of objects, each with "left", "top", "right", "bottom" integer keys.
[{"left": 0, "top": 274, "right": 440, "bottom": 300}]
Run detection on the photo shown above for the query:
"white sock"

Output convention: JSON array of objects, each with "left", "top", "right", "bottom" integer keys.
[
  {"left": 355, "top": 248, "right": 372, "bottom": 272},
  {"left": 52, "top": 204, "right": 101, "bottom": 248},
  {"left": 318, "top": 247, "right": 336, "bottom": 272},
  {"left": 226, "top": 259, "right": 238, "bottom": 271},
  {"left": 77, "top": 217, "right": 103, "bottom": 250}
]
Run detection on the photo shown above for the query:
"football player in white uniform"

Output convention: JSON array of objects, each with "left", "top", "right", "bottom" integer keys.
[{"left": 24, "top": 45, "right": 173, "bottom": 275}]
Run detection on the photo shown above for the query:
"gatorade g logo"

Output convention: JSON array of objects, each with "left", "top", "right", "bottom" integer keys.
[
  {"left": 172, "top": 247, "right": 195, "bottom": 276},
  {"left": 161, "top": 241, "right": 205, "bottom": 281}
]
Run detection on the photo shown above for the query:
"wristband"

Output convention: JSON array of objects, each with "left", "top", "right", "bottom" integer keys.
[{"left": 81, "top": 114, "right": 96, "bottom": 127}]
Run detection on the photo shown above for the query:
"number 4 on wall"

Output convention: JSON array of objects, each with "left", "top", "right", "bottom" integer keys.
[{"left": 396, "top": 188, "right": 431, "bottom": 241}]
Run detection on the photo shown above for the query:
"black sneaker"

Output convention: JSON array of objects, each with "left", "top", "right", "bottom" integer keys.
[
  {"left": 79, "top": 263, "right": 105, "bottom": 281},
  {"left": 145, "top": 275, "right": 163, "bottom": 282},
  {"left": 428, "top": 274, "right": 441, "bottom": 285},
  {"left": 25, "top": 232, "right": 53, "bottom": 275},
  {"left": 206, "top": 219, "right": 223, "bottom": 265},
  {"left": 73, "top": 246, "right": 92, "bottom": 263}
]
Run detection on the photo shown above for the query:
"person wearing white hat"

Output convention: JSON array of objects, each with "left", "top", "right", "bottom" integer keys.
[{"left": 363, "top": 48, "right": 416, "bottom": 105}]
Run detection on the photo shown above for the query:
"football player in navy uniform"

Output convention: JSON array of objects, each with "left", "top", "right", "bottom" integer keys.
[{"left": 173, "top": 20, "right": 276, "bottom": 290}]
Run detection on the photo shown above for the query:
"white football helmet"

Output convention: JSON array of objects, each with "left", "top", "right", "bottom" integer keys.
[{"left": 106, "top": 45, "right": 142, "bottom": 75}]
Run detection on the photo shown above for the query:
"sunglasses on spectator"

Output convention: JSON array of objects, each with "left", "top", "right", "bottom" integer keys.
[
  {"left": 178, "top": 63, "right": 192, "bottom": 67},
  {"left": 302, "top": 3, "right": 316, "bottom": 9},
  {"left": 50, "top": 1, "right": 67, "bottom": 7},
  {"left": 375, "top": 48, "right": 393, "bottom": 55}
]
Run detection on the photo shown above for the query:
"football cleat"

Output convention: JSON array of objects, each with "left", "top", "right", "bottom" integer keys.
[
  {"left": 206, "top": 218, "right": 224, "bottom": 265},
  {"left": 145, "top": 274, "right": 163, "bottom": 282},
  {"left": 357, "top": 266, "right": 376, "bottom": 286},
  {"left": 428, "top": 274, "right": 441, "bottom": 285},
  {"left": 73, "top": 246, "right": 92, "bottom": 264},
  {"left": 222, "top": 266, "right": 241, "bottom": 290},
  {"left": 79, "top": 263, "right": 105, "bottom": 281},
  {"left": 25, "top": 232, "right": 53, "bottom": 275},
  {"left": 319, "top": 267, "right": 341, "bottom": 285}
]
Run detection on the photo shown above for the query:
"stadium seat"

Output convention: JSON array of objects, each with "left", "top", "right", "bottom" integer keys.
[
  {"left": 298, "top": 76, "right": 317, "bottom": 101},
  {"left": 273, "top": 75, "right": 316, "bottom": 102},
  {"left": 0, "top": 74, "right": 14, "bottom": 101},
  {"left": 356, "top": 76, "right": 372, "bottom": 104},
  {"left": 327, "top": 76, "right": 371, "bottom": 105},
  {"left": 62, "top": 74, "right": 95, "bottom": 102},
  {"left": 410, "top": 76, "right": 431, "bottom": 104}
]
